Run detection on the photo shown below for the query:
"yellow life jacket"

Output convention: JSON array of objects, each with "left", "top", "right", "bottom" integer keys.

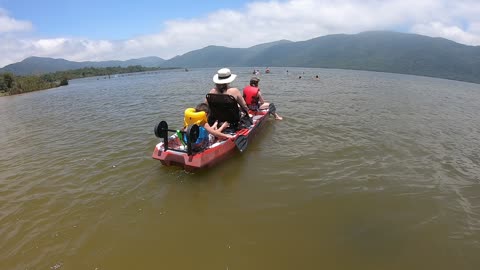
[{"left": 184, "top": 108, "right": 207, "bottom": 128}]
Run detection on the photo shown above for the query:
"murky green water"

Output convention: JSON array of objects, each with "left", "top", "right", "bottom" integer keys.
[{"left": 1, "top": 67, "right": 479, "bottom": 270}]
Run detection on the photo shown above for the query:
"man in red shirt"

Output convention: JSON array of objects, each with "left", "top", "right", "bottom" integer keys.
[{"left": 243, "top": 77, "right": 283, "bottom": 120}]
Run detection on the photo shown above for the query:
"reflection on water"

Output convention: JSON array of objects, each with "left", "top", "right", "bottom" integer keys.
[{"left": 1, "top": 68, "right": 480, "bottom": 269}]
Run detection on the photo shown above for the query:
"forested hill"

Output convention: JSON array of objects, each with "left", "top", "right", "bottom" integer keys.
[
  {"left": 0, "top": 56, "right": 165, "bottom": 75},
  {"left": 2, "top": 31, "right": 480, "bottom": 84},
  {"left": 163, "top": 31, "right": 480, "bottom": 84}
]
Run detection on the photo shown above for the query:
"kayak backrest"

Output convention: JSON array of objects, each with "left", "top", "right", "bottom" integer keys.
[{"left": 206, "top": 93, "right": 241, "bottom": 130}]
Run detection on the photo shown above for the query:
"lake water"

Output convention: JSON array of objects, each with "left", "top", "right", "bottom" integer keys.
[{"left": 1, "top": 67, "right": 480, "bottom": 270}]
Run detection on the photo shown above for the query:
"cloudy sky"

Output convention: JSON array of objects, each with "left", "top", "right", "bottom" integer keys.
[{"left": 1, "top": 0, "right": 479, "bottom": 67}]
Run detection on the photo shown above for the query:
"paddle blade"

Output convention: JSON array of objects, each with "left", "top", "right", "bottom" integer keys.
[
  {"left": 234, "top": 135, "right": 248, "bottom": 153},
  {"left": 187, "top": 124, "right": 200, "bottom": 143},
  {"left": 154, "top": 121, "right": 168, "bottom": 138},
  {"left": 269, "top": 103, "right": 277, "bottom": 116}
]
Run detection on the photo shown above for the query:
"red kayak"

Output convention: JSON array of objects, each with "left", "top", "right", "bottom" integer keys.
[{"left": 152, "top": 94, "right": 276, "bottom": 171}]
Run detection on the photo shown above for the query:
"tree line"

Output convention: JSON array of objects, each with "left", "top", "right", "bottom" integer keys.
[{"left": 0, "top": 65, "right": 174, "bottom": 96}]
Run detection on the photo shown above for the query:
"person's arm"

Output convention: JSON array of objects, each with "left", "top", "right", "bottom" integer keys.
[
  {"left": 217, "top": 121, "right": 230, "bottom": 132},
  {"left": 205, "top": 88, "right": 215, "bottom": 103},
  {"left": 204, "top": 122, "right": 233, "bottom": 139},
  {"left": 257, "top": 90, "right": 265, "bottom": 105},
  {"left": 233, "top": 89, "right": 250, "bottom": 113}
]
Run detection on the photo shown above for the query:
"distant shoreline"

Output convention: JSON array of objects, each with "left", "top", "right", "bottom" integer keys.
[{"left": 0, "top": 66, "right": 180, "bottom": 97}]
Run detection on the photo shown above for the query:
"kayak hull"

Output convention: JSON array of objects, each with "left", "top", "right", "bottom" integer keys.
[{"left": 152, "top": 110, "right": 270, "bottom": 171}]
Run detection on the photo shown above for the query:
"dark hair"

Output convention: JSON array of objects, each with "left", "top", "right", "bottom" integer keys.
[
  {"left": 195, "top": 103, "right": 210, "bottom": 115},
  {"left": 250, "top": 76, "right": 259, "bottom": 86},
  {"left": 215, "top": 83, "right": 228, "bottom": 93}
]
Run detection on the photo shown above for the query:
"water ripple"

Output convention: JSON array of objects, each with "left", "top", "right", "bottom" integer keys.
[{"left": 1, "top": 68, "right": 480, "bottom": 269}]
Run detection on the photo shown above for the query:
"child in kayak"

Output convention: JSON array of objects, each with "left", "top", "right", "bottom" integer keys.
[
  {"left": 183, "top": 103, "right": 234, "bottom": 150},
  {"left": 194, "top": 103, "right": 233, "bottom": 140},
  {"left": 243, "top": 77, "right": 283, "bottom": 120}
]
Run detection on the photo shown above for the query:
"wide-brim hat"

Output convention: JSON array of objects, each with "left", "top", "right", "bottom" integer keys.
[{"left": 213, "top": 68, "right": 237, "bottom": 84}]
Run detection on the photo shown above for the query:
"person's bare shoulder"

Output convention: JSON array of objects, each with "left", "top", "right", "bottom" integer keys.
[{"left": 227, "top": 87, "right": 241, "bottom": 95}]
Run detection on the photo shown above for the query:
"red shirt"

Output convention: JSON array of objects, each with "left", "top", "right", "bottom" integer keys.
[{"left": 243, "top": 85, "right": 259, "bottom": 109}]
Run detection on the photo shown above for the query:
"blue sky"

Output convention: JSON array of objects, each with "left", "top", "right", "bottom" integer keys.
[
  {"left": 1, "top": 0, "right": 479, "bottom": 67},
  {"left": 1, "top": 0, "right": 248, "bottom": 39}
]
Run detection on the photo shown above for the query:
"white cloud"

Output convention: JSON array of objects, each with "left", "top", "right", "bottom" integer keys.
[
  {"left": 1, "top": 0, "right": 480, "bottom": 68},
  {"left": 411, "top": 22, "right": 480, "bottom": 45},
  {"left": 469, "top": 22, "right": 480, "bottom": 35},
  {"left": 0, "top": 8, "right": 32, "bottom": 33}
]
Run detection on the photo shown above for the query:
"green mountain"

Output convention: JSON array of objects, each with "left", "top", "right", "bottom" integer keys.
[
  {"left": 0, "top": 56, "right": 165, "bottom": 75},
  {"left": 164, "top": 31, "right": 480, "bottom": 84},
  {"left": 2, "top": 31, "right": 480, "bottom": 83},
  {"left": 165, "top": 40, "right": 292, "bottom": 68}
]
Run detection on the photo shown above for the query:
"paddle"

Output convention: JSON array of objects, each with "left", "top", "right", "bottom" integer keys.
[
  {"left": 234, "top": 135, "right": 248, "bottom": 153},
  {"left": 269, "top": 103, "right": 277, "bottom": 116},
  {"left": 154, "top": 121, "right": 170, "bottom": 150},
  {"left": 154, "top": 121, "right": 168, "bottom": 138}
]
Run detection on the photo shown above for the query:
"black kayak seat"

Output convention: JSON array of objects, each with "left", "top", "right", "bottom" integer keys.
[{"left": 206, "top": 93, "right": 241, "bottom": 131}]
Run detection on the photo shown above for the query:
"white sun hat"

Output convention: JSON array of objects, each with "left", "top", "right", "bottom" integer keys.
[{"left": 213, "top": 68, "right": 237, "bottom": 84}]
